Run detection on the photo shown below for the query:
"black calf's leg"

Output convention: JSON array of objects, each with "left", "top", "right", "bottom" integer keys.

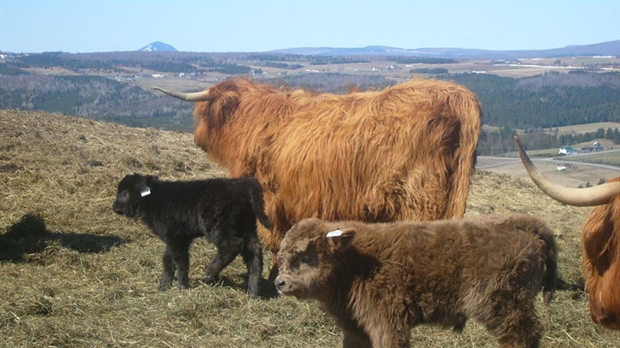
[
  {"left": 169, "top": 239, "right": 193, "bottom": 290},
  {"left": 205, "top": 236, "right": 244, "bottom": 285},
  {"left": 160, "top": 246, "right": 176, "bottom": 290},
  {"left": 160, "top": 245, "right": 176, "bottom": 290},
  {"left": 242, "top": 233, "right": 263, "bottom": 297}
]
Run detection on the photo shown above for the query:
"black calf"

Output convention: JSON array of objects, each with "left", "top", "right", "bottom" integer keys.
[{"left": 113, "top": 173, "right": 272, "bottom": 297}]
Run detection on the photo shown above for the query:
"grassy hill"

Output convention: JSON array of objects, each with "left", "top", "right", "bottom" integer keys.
[{"left": 0, "top": 110, "right": 617, "bottom": 347}]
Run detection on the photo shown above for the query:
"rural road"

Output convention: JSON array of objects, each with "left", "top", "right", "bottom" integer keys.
[
  {"left": 476, "top": 155, "right": 620, "bottom": 188},
  {"left": 478, "top": 155, "right": 620, "bottom": 171}
]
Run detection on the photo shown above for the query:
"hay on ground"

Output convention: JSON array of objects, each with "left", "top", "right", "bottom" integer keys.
[{"left": 0, "top": 110, "right": 616, "bottom": 347}]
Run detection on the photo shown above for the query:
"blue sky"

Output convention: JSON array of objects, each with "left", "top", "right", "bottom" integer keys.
[{"left": 1, "top": 0, "right": 618, "bottom": 53}]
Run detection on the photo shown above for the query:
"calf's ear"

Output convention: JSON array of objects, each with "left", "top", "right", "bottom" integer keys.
[
  {"left": 145, "top": 175, "right": 159, "bottom": 186},
  {"left": 326, "top": 228, "right": 355, "bottom": 252},
  {"left": 135, "top": 174, "right": 148, "bottom": 189}
]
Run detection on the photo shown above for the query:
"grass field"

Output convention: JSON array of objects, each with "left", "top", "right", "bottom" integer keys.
[
  {"left": 559, "top": 151, "right": 620, "bottom": 166},
  {"left": 1, "top": 110, "right": 619, "bottom": 347},
  {"left": 552, "top": 123, "right": 620, "bottom": 135},
  {"left": 495, "top": 123, "right": 620, "bottom": 137}
]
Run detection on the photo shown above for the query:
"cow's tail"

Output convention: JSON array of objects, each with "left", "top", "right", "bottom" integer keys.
[
  {"left": 506, "top": 215, "right": 558, "bottom": 304},
  {"left": 444, "top": 85, "right": 483, "bottom": 219},
  {"left": 248, "top": 178, "right": 274, "bottom": 230}
]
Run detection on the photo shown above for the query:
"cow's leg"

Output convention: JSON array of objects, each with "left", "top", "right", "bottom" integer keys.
[
  {"left": 205, "top": 235, "right": 244, "bottom": 285},
  {"left": 159, "top": 244, "right": 176, "bottom": 290},
  {"left": 352, "top": 301, "right": 412, "bottom": 348},
  {"left": 495, "top": 311, "right": 543, "bottom": 348},
  {"left": 259, "top": 213, "right": 289, "bottom": 281},
  {"left": 169, "top": 239, "right": 193, "bottom": 290},
  {"left": 268, "top": 253, "right": 279, "bottom": 281},
  {"left": 483, "top": 297, "right": 543, "bottom": 348},
  {"left": 342, "top": 327, "right": 372, "bottom": 348},
  {"left": 241, "top": 232, "right": 263, "bottom": 297},
  {"left": 366, "top": 318, "right": 411, "bottom": 348}
]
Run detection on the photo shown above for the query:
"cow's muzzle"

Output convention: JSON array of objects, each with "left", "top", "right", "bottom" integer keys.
[
  {"left": 112, "top": 202, "right": 125, "bottom": 215},
  {"left": 274, "top": 277, "right": 287, "bottom": 294}
]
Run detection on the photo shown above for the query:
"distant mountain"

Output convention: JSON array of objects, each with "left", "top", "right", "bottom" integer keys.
[
  {"left": 270, "top": 40, "right": 619, "bottom": 59},
  {"left": 138, "top": 41, "right": 177, "bottom": 52}
]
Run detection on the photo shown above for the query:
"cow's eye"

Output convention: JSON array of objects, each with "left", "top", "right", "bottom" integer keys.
[{"left": 300, "top": 256, "right": 312, "bottom": 264}]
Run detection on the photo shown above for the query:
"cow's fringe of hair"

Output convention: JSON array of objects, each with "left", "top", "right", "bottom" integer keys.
[
  {"left": 192, "top": 77, "right": 482, "bottom": 252},
  {"left": 582, "top": 176, "right": 620, "bottom": 326}
]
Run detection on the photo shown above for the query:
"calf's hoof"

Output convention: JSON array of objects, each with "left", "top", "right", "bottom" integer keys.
[
  {"left": 178, "top": 279, "right": 191, "bottom": 290},
  {"left": 247, "top": 285, "right": 260, "bottom": 298},
  {"left": 205, "top": 274, "right": 220, "bottom": 285},
  {"left": 159, "top": 277, "right": 174, "bottom": 291}
]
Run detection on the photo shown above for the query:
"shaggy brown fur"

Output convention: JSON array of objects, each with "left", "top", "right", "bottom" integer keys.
[
  {"left": 275, "top": 215, "right": 557, "bottom": 348},
  {"left": 582, "top": 177, "right": 620, "bottom": 329},
  {"left": 188, "top": 78, "right": 482, "bottom": 278}
]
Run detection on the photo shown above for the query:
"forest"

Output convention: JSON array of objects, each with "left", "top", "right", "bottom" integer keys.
[
  {"left": 445, "top": 71, "right": 620, "bottom": 128},
  {"left": 0, "top": 74, "right": 193, "bottom": 122}
]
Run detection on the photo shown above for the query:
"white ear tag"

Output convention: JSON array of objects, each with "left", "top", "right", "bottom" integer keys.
[
  {"left": 140, "top": 186, "right": 151, "bottom": 197},
  {"left": 326, "top": 229, "right": 343, "bottom": 238}
]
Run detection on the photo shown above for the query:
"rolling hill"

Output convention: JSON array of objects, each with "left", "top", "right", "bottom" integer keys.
[
  {"left": 138, "top": 41, "right": 178, "bottom": 52},
  {"left": 271, "top": 40, "right": 620, "bottom": 59}
]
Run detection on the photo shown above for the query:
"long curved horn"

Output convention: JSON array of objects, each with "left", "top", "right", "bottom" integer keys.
[
  {"left": 514, "top": 136, "right": 620, "bottom": 206},
  {"left": 153, "top": 87, "right": 210, "bottom": 102}
]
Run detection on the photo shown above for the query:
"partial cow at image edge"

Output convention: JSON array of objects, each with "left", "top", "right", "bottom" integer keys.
[{"left": 515, "top": 135, "right": 620, "bottom": 330}]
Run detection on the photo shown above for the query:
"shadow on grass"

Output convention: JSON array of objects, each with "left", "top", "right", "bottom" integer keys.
[
  {"left": 199, "top": 274, "right": 279, "bottom": 299},
  {"left": 0, "top": 213, "right": 129, "bottom": 262},
  {"left": 556, "top": 276, "right": 585, "bottom": 292},
  {"left": 258, "top": 277, "right": 279, "bottom": 299}
]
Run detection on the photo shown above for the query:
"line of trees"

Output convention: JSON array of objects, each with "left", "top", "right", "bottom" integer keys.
[
  {"left": 265, "top": 73, "right": 394, "bottom": 94},
  {"left": 410, "top": 67, "right": 448, "bottom": 74},
  {"left": 558, "top": 127, "right": 620, "bottom": 145},
  {"left": 393, "top": 57, "right": 457, "bottom": 64}
]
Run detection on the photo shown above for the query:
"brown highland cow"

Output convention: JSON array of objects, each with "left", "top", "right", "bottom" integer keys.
[{"left": 156, "top": 78, "right": 482, "bottom": 278}]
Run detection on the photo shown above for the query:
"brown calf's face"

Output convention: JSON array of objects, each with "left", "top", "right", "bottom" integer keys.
[
  {"left": 274, "top": 218, "right": 354, "bottom": 299},
  {"left": 112, "top": 173, "right": 157, "bottom": 218}
]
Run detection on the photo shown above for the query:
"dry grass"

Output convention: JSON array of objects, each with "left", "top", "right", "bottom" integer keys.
[
  {"left": 561, "top": 152, "right": 620, "bottom": 166},
  {"left": 0, "top": 110, "right": 618, "bottom": 347},
  {"left": 134, "top": 78, "right": 213, "bottom": 96}
]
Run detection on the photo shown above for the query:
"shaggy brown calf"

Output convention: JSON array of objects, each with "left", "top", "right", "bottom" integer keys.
[
  {"left": 156, "top": 78, "right": 482, "bottom": 279},
  {"left": 113, "top": 173, "right": 272, "bottom": 297},
  {"left": 275, "top": 215, "right": 557, "bottom": 348}
]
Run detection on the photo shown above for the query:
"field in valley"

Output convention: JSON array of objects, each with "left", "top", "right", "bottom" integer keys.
[{"left": 1, "top": 110, "right": 619, "bottom": 347}]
